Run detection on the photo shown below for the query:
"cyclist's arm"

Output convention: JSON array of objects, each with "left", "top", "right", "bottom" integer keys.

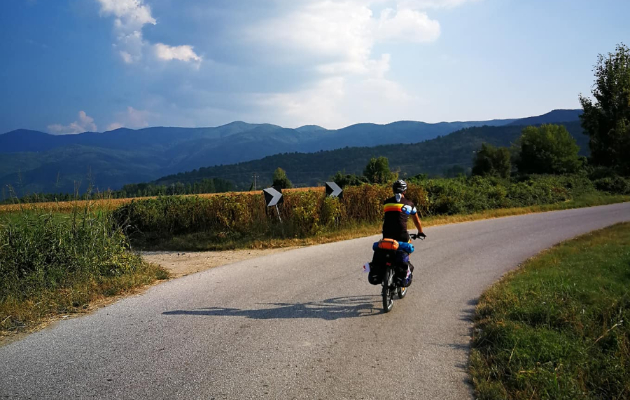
[{"left": 412, "top": 213, "right": 424, "bottom": 234}]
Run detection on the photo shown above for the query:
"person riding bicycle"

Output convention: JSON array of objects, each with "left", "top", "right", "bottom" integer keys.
[
  {"left": 382, "top": 179, "right": 425, "bottom": 243},
  {"left": 381, "top": 179, "right": 425, "bottom": 285}
]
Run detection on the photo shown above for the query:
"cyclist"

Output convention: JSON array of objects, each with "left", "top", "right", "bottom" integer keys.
[
  {"left": 382, "top": 179, "right": 425, "bottom": 243},
  {"left": 382, "top": 179, "right": 426, "bottom": 285}
]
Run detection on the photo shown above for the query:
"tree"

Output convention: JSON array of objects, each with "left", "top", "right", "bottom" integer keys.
[
  {"left": 472, "top": 144, "right": 511, "bottom": 178},
  {"left": 272, "top": 167, "right": 293, "bottom": 189},
  {"left": 515, "top": 124, "right": 581, "bottom": 175},
  {"left": 363, "top": 156, "right": 396, "bottom": 184},
  {"left": 331, "top": 171, "right": 368, "bottom": 188},
  {"left": 579, "top": 43, "right": 630, "bottom": 175}
]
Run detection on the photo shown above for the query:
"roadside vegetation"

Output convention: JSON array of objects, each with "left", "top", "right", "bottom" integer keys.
[
  {"left": 470, "top": 45, "right": 630, "bottom": 398},
  {"left": 470, "top": 223, "right": 630, "bottom": 399},
  {"left": 0, "top": 203, "right": 168, "bottom": 336},
  {"left": 111, "top": 173, "right": 629, "bottom": 251}
]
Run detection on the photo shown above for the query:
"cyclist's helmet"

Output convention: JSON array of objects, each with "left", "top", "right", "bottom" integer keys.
[{"left": 393, "top": 179, "right": 407, "bottom": 194}]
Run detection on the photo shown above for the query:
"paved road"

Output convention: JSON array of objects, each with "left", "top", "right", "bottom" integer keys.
[{"left": 1, "top": 203, "right": 629, "bottom": 399}]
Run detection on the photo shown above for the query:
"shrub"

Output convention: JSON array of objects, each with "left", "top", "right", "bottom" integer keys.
[{"left": 594, "top": 176, "right": 630, "bottom": 195}]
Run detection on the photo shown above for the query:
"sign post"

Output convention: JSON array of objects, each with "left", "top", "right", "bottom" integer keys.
[
  {"left": 263, "top": 187, "right": 284, "bottom": 222},
  {"left": 325, "top": 182, "right": 343, "bottom": 198}
]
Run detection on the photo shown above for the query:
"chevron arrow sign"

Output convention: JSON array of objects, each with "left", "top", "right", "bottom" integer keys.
[
  {"left": 325, "top": 182, "right": 343, "bottom": 198},
  {"left": 263, "top": 187, "right": 283, "bottom": 207}
]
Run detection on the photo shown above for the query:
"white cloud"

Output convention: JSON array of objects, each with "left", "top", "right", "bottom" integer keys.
[
  {"left": 376, "top": 8, "right": 441, "bottom": 43},
  {"left": 106, "top": 107, "right": 153, "bottom": 130},
  {"left": 248, "top": 2, "right": 440, "bottom": 74},
  {"left": 97, "top": 0, "right": 155, "bottom": 63},
  {"left": 250, "top": 69, "right": 422, "bottom": 129},
  {"left": 237, "top": 1, "right": 441, "bottom": 127},
  {"left": 97, "top": 0, "right": 156, "bottom": 30},
  {"left": 96, "top": 0, "right": 202, "bottom": 66},
  {"left": 395, "top": 0, "right": 479, "bottom": 9},
  {"left": 154, "top": 43, "right": 202, "bottom": 64},
  {"left": 48, "top": 111, "right": 98, "bottom": 135}
]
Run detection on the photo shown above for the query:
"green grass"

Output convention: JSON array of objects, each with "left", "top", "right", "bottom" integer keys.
[
  {"left": 470, "top": 223, "right": 630, "bottom": 400},
  {"left": 0, "top": 209, "right": 169, "bottom": 337}
]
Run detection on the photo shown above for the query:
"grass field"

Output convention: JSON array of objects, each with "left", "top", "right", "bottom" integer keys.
[{"left": 469, "top": 223, "right": 630, "bottom": 399}]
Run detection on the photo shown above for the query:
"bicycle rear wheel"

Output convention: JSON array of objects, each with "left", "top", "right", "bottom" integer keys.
[{"left": 382, "top": 268, "right": 394, "bottom": 313}]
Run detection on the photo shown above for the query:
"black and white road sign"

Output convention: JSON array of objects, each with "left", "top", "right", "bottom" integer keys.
[
  {"left": 325, "top": 182, "right": 343, "bottom": 198},
  {"left": 263, "top": 187, "right": 284, "bottom": 207}
]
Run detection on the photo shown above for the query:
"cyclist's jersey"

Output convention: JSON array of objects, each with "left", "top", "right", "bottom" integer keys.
[{"left": 382, "top": 194, "right": 417, "bottom": 242}]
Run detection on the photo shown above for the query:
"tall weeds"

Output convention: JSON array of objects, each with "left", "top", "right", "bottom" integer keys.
[
  {"left": 113, "top": 174, "right": 596, "bottom": 249},
  {"left": 0, "top": 201, "right": 167, "bottom": 334}
]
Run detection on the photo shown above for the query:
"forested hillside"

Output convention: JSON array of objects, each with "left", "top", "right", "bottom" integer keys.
[
  {"left": 0, "top": 110, "right": 579, "bottom": 195},
  {"left": 154, "top": 121, "right": 587, "bottom": 189}
]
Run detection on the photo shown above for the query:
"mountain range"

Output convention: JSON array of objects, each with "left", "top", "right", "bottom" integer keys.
[
  {"left": 0, "top": 109, "right": 583, "bottom": 196},
  {"left": 154, "top": 120, "right": 588, "bottom": 190}
]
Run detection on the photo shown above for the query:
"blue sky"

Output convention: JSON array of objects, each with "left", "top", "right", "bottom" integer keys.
[{"left": 0, "top": 0, "right": 628, "bottom": 134}]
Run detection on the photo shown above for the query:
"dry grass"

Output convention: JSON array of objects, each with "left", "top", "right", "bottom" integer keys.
[
  {"left": 148, "top": 194, "right": 629, "bottom": 252},
  {"left": 0, "top": 187, "right": 325, "bottom": 214}
]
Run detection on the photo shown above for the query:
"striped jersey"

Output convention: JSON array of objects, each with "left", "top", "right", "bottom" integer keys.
[{"left": 382, "top": 194, "right": 417, "bottom": 241}]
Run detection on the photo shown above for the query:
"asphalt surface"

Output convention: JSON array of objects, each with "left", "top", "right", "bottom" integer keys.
[{"left": 1, "top": 203, "right": 629, "bottom": 399}]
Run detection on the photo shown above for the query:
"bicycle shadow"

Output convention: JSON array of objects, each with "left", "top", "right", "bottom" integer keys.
[{"left": 163, "top": 295, "right": 381, "bottom": 321}]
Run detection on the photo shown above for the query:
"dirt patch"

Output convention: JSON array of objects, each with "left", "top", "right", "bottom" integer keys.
[{"left": 141, "top": 247, "right": 299, "bottom": 278}]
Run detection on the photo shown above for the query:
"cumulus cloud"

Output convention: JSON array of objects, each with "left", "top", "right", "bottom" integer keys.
[
  {"left": 91, "top": 0, "right": 477, "bottom": 129},
  {"left": 97, "top": 0, "right": 155, "bottom": 63},
  {"left": 395, "top": 0, "right": 479, "bottom": 9},
  {"left": 106, "top": 106, "right": 153, "bottom": 130},
  {"left": 237, "top": 1, "right": 442, "bottom": 127},
  {"left": 154, "top": 43, "right": 202, "bottom": 64},
  {"left": 248, "top": 2, "right": 440, "bottom": 73},
  {"left": 98, "top": 0, "right": 156, "bottom": 29},
  {"left": 48, "top": 111, "right": 98, "bottom": 135},
  {"left": 250, "top": 73, "right": 421, "bottom": 128},
  {"left": 96, "top": 0, "right": 201, "bottom": 66},
  {"left": 376, "top": 8, "right": 441, "bottom": 43}
]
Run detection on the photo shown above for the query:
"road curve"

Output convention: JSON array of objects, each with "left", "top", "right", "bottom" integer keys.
[{"left": 1, "top": 203, "right": 629, "bottom": 399}]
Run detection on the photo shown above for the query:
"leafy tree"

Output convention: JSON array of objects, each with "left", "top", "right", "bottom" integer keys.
[
  {"left": 472, "top": 144, "right": 511, "bottom": 178},
  {"left": 515, "top": 124, "right": 581, "bottom": 175},
  {"left": 272, "top": 167, "right": 293, "bottom": 189},
  {"left": 579, "top": 43, "right": 630, "bottom": 175},
  {"left": 331, "top": 171, "right": 368, "bottom": 188},
  {"left": 363, "top": 156, "right": 396, "bottom": 184}
]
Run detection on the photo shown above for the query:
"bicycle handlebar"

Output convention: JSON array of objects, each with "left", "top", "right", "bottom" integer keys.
[{"left": 410, "top": 233, "right": 426, "bottom": 240}]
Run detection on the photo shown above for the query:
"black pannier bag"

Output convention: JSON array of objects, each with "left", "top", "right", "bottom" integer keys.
[{"left": 368, "top": 248, "right": 398, "bottom": 285}]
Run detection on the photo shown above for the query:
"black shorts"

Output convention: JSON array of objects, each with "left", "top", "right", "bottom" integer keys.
[{"left": 383, "top": 232, "right": 410, "bottom": 243}]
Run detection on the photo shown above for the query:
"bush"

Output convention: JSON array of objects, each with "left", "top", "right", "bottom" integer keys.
[{"left": 594, "top": 176, "right": 630, "bottom": 195}]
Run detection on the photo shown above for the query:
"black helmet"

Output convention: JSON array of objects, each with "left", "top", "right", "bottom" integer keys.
[{"left": 393, "top": 179, "right": 407, "bottom": 194}]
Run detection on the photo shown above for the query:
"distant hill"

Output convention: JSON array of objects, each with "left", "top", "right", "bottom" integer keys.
[
  {"left": 507, "top": 109, "right": 583, "bottom": 126},
  {"left": 153, "top": 120, "right": 588, "bottom": 189},
  {"left": 0, "top": 110, "right": 582, "bottom": 196}
]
